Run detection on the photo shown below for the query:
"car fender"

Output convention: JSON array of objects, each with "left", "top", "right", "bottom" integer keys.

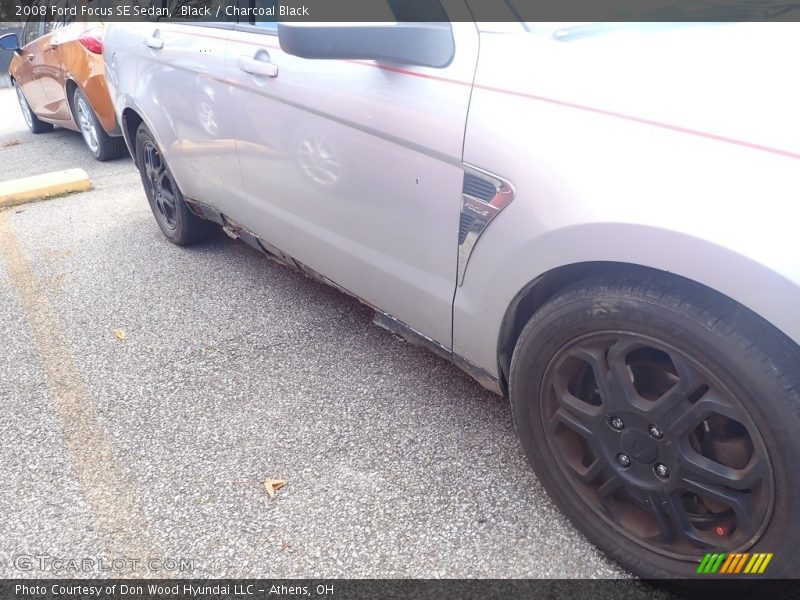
[{"left": 453, "top": 217, "right": 800, "bottom": 381}]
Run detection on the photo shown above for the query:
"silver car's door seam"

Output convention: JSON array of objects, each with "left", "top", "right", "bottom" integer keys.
[{"left": 373, "top": 311, "right": 503, "bottom": 394}]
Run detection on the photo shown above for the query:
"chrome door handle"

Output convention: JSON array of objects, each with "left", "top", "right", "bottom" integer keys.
[
  {"left": 144, "top": 36, "right": 163, "bottom": 50},
  {"left": 237, "top": 55, "right": 278, "bottom": 78}
]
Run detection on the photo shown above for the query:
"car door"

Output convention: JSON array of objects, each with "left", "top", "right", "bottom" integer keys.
[
  {"left": 35, "top": 2, "right": 71, "bottom": 121},
  {"left": 225, "top": 5, "right": 479, "bottom": 347},
  {"left": 129, "top": 17, "right": 246, "bottom": 210},
  {"left": 15, "top": 11, "right": 48, "bottom": 113}
]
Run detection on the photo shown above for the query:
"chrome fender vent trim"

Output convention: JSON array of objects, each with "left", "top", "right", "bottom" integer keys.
[{"left": 457, "top": 164, "right": 515, "bottom": 286}]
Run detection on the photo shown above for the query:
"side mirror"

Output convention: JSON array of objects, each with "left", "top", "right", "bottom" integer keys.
[
  {"left": 0, "top": 33, "right": 21, "bottom": 54},
  {"left": 277, "top": 23, "right": 454, "bottom": 69}
]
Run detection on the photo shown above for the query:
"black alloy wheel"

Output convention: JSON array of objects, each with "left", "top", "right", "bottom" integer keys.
[
  {"left": 141, "top": 139, "right": 179, "bottom": 231},
  {"left": 134, "top": 123, "right": 216, "bottom": 246},
  {"left": 541, "top": 331, "right": 773, "bottom": 559},
  {"left": 509, "top": 273, "right": 800, "bottom": 580}
]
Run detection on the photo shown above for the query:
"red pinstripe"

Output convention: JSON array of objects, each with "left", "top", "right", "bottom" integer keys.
[{"left": 153, "top": 26, "right": 800, "bottom": 161}]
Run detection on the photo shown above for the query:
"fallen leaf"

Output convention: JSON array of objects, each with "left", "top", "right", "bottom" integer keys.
[
  {"left": 113, "top": 329, "right": 126, "bottom": 340},
  {"left": 263, "top": 478, "right": 287, "bottom": 498}
]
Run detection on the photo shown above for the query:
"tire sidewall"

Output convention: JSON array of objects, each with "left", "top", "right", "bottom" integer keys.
[
  {"left": 72, "top": 88, "right": 103, "bottom": 159},
  {"left": 15, "top": 82, "right": 52, "bottom": 133},
  {"left": 135, "top": 124, "right": 186, "bottom": 242},
  {"left": 510, "top": 283, "right": 800, "bottom": 578}
]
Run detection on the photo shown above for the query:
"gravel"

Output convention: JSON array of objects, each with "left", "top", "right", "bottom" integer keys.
[{"left": 0, "top": 86, "right": 628, "bottom": 580}]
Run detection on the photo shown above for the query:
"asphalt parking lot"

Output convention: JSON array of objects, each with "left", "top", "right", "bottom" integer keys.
[{"left": 0, "top": 85, "right": 630, "bottom": 580}]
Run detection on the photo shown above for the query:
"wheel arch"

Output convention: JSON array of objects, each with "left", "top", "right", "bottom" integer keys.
[
  {"left": 120, "top": 106, "right": 144, "bottom": 167},
  {"left": 497, "top": 251, "right": 800, "bottom": 394},
  {"left": 64, "top": 77, "right": 79, "bottom": 126},
  {"left": 496, "top": 263, "right": 683, "bottom": 394}
]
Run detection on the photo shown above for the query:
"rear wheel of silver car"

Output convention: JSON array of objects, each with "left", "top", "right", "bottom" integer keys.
[
  {"left": 72, "top": 88, "right": 126, "bottom": 161},
  {"left": 509, "top": 273, "right": 800, "bottom": 579},
  {"left": 14, "top": 82, "right": 53, "bottom": 134},
  {"left": 135, "top": 123, "right": 216, "bottom": 246}
]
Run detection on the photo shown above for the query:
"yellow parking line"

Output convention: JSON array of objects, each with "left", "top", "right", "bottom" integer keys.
[{"left": 0, "top": 210, "right": 160, "bottom": 576}]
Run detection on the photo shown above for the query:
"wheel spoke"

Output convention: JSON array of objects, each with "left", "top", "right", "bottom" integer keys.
[
  {"left": 597, "top": 474, "right": 625, "bottom": 502},
  {"left": 560, "top": 453, "right": 609, "bottom": 484},
  {"left": 569, "top": 338, "right": 641, "bottom": 412},
  {"left": 550, "top": 405, "right": 598, "bottom": 439},
  {"left": 154, "top": 194, "right": 165, "bottom": 216},
  {"left": 144, "top": 149, "right": 156, "bottom": 179},
  {"left": 679, "top": 451, "right": 765, "bottom": 491},
  {"left": 606, "top": 337, "right": 649, "bottom": 410},
  {"left": 652, "top": 490, "right": 717, "bottom": 549},
  {"left": 646, "top": 351, "right": 698, "bottom": 415},
  {"left": 160, "top": 184, "right": 176, "bottom": 210},
  {"left": 661, "top": 390, "right": 736, "bottom": 438},
  {"left": 643, "top": 492, "right": 680, "bottom": 544},
  {"left": 679, "top": 477, "right": 758, "bottom": 534}
]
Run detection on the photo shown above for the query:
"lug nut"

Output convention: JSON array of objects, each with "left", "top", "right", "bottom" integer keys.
[
  {"left": 654, "top": 463, "right": 669, "bottom": 479},
  {"left": 617, "top": 453, "right": 631, "bottom": 468},
  {"left": 609, "top": 417, "right": 625, "bottom": 431},
  {"left": 648, "top": 425, "right": 664, "bottom": 440}
]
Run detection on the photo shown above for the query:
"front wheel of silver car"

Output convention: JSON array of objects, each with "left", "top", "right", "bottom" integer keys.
[
  {"left": 14, "top": 82, "right": 53, "bottom": 134},
  {"left": 134, "top": 122, "right": 216, "bottom": 246},
  {"left": 509, "top": 273, "right": 800, "bottom": 583}
]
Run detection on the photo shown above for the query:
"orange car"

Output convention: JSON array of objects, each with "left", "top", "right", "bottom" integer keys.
[{"left": 1, "top": 13, "right": 126, "bottom": 160}]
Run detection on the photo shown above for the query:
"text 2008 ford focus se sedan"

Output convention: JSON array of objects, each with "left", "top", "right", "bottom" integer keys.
[{"left": 103, "top": 13, "right": 800, "bottom": 579}]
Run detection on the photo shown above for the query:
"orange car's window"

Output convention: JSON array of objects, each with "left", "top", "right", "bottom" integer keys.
[
  {"left": 21, "top": 17, "right": 42, "bottom": 47},
  {"left": 43, "top": 19, "right": 61, "bottom": 34}
]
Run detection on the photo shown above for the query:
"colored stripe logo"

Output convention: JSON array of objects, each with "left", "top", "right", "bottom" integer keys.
[{"left": 697, "top": 552, "right": 773, "bottom": 574}]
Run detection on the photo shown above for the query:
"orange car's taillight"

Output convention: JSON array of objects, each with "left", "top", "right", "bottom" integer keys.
[{"left": 79, "top": 30, "right": 103, "bottom": 54}]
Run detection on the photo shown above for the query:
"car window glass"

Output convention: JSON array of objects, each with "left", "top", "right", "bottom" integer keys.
[
  {"left": 22, "top": 16, "right": 43, "bottom": 46},
  {"left": 248, "top": 0, "right": 277, "bottom": 31},
  {"left": 44, "top": 12, "right": 63, "bottom": 33},
  {"left": 239, "top": 0, "right": 446, "bottom": 34}
]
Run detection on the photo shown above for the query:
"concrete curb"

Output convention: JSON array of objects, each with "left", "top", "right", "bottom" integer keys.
[{"left": 0, "top": 168, "right": 92, "bottom": 208}]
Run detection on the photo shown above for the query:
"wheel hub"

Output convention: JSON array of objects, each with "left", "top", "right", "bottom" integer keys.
[{"left": 620, "top": 429, "right": 658, "bottom": 465}]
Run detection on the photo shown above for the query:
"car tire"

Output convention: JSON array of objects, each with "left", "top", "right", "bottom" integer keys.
[
  {"left": 509, "top": 272, "right": 800, "bottom": 581},
  {"left": 134, "top": 122, "right": 216, "bottom": 246},
  {"left": 14, "top": 82, "right": 53, "bottom": 134},
  {"left": 72, "top": 88, "right": 126, "bottom": 161}
]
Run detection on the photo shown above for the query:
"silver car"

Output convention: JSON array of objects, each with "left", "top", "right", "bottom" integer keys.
[{"left": 104, "top": 14, "right": 800, "bottom": 579}]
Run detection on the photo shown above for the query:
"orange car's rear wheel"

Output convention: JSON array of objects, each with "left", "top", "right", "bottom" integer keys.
[
  {"left": 15, "top": 83, "right": 53, "bottom": 134},
  {"left": 72, "top": 88, "right": 126, "bottom": 161}
]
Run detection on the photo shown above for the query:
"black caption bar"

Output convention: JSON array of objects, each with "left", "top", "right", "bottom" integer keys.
[
  {"left": 2, "top": 579, "right": 800, "bottom": 600},
  {"left": 2, "top": 0, "right": 800, "bottom": 23}
]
